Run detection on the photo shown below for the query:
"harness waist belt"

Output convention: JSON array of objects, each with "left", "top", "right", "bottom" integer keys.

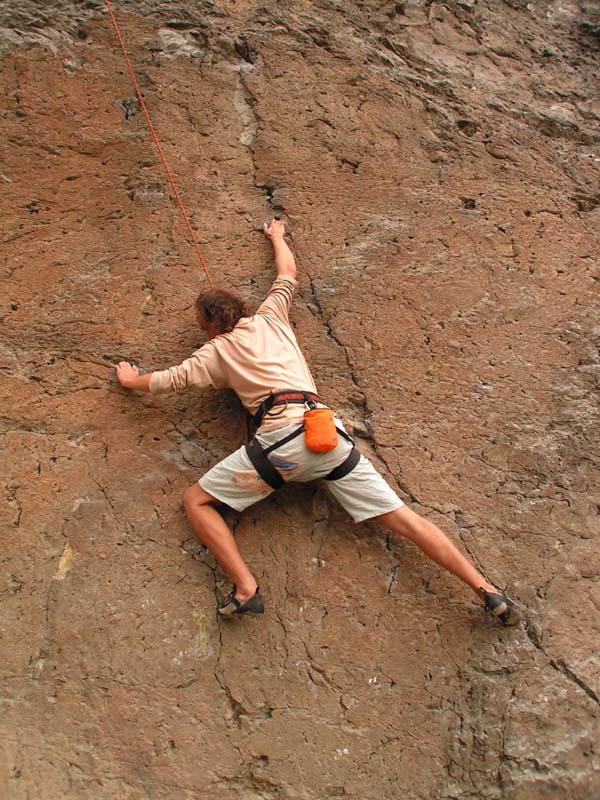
[{"left": 252, "top": 390, "right": 322, "bottom": 430}]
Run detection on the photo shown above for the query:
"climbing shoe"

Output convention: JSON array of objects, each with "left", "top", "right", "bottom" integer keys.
[
  {"left": 218, "top": 585, "right": 264, "bottom": 617},
  {"left": 479, "top": 588, "right": 522, "bottom": 627}
]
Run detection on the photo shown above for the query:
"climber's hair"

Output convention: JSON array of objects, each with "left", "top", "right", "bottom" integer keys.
[{"left": 195, "top": 288, "right": 252, "bottom": 334}]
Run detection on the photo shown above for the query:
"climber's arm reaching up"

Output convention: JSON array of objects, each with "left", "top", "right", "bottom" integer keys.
[{"left": 263, "top": 218, "right": 297, "bottom": 279}]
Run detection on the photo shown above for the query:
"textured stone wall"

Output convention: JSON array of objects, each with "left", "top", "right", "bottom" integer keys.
[{"left": 1, "top": 1, "right": 599, "bottom": 798}]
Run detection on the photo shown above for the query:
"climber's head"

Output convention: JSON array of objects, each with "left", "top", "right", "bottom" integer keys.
[{"left": 195, "top": 288, "right": 251, "bottom": 338}]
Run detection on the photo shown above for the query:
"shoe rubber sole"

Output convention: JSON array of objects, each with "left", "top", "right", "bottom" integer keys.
[{"left": 218, "top": 586, "right": 265, "bottom": 617}]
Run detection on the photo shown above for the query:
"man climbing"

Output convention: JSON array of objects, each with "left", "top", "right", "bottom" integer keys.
[{"left": 115, "top": 218, "right": 521, "bottom": 626}]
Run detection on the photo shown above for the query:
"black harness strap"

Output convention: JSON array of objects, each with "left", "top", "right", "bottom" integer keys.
[
  {"left": 262, "top": 426, "right": 306, "bottom": 454},
  {"left": 324, "top": 446, "right": 361, "bottom": 481},
  {"left": 244, "top": 424, "right": 360, "bottom": 490},
  {"left": 245, "top": 441, "right": 284, "bottom": 489},
  {"left": 244, "top": 425, "right": 305, "bottom": 490}
]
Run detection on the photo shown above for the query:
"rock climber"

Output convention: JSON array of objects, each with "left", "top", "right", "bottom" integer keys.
[{"left": 115, "top": 218, "right": 521, "bottom": 626}]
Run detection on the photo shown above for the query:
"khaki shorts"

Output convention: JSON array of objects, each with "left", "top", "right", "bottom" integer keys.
[{"left": 199, "top": 420, "right": 403, "bottom": 523}]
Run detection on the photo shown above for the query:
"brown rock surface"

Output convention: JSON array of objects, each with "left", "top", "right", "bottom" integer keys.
[{"left": 1, "top": 1, "right": 599, "bottom": 798}]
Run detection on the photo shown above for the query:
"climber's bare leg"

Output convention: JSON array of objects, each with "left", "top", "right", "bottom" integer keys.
[
  {"left": 377, "top": 506, "right": 497, "bottom": 598},
  {"left": 182, "top": 483, "right": 257, "bottom": 602}
]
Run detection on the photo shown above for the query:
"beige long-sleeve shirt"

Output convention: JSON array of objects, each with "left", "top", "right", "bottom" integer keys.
[{"left": 149, "top": 276, "right": 318, "bottom": 431}]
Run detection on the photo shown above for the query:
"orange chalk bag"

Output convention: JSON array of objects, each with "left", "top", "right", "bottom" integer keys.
[{"left": 303, "top": 407, "right": 339, "bottom": 453}]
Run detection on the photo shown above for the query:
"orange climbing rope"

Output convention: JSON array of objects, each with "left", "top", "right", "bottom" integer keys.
[{"left": 105, "top": 0, "right": 215, "bottom": 288}]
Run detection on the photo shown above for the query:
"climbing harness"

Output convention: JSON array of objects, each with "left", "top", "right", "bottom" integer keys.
[
  {"left": 245, "top": 390, "right": 362, "bottom": 490},
  {"left": 104, "top": 0, "right": 214, "bottom": 288}
]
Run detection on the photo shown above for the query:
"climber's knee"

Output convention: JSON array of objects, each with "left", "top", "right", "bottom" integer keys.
[{"left": 182, "top": 482, "right": 216, "bottom": 512}]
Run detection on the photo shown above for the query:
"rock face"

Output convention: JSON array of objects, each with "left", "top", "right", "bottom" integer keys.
[{"left": 1, "top": 1, "right": 599, "bottom": 798}]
